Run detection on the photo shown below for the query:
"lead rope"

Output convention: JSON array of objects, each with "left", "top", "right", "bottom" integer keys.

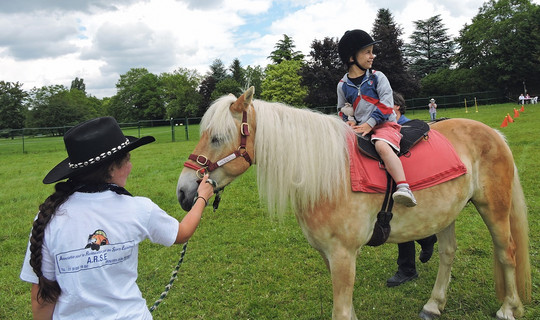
[
  {"left": 149, "top": 179, "right": 222, "bottom": 313},
  {"left": 149, "top": 241, "right": 189, "bottom": 313}
]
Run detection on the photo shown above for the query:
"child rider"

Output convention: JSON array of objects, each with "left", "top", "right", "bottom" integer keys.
[{"left": 337, "top": 29, "right": 416, "bottom": 207}]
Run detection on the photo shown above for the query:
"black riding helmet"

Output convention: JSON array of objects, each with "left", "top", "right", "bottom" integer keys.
[{"left": 338, "top": 29, "right": 381, "bottom": 69}]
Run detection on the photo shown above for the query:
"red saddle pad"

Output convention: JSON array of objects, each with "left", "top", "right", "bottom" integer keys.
[{"left": 348, "top": 129, "right": 467, "bottom": 193}]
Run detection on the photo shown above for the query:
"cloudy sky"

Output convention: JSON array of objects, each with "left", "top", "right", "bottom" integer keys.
[{"left": 1, "top": 0, "right": 536, "bottom": 98}]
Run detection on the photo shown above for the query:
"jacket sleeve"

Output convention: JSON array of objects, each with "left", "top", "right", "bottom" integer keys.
[
  {"left": 336, "top": 81, "right": 349, "bottom": 122},
  {"left": 368, "top": 72, "right": 394, "bottom": 125}
]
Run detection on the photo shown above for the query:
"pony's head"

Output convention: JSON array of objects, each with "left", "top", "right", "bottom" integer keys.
[{"left": 177, "top": 87, "right": 256, "bottom": 211}]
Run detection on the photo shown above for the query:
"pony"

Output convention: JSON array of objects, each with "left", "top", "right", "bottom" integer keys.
[{"left": 176, "top": 87, "right": 530, "bottom": 320}]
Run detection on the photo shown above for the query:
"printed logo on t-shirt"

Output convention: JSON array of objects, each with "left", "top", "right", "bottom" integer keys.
[
  {"left": 55, "top": 229, "right": 134, "bottom": 274},
  {"left": 85, "top": 229, "right": 109, "bottom": 250}
]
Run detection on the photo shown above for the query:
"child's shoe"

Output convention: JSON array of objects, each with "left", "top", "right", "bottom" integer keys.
[{"left": 393, "top": 186, "right": 417, "bottom": 207}]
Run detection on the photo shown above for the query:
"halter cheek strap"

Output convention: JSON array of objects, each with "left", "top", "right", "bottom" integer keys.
[{"left": 184, "top": 111, "right": 252, "bottom": 176}]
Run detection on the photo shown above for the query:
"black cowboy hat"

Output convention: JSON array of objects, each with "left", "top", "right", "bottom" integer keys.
[
  {"left": 43, "top": 117, "right": 155, "bottom": 184},
  {"left": 338, "top": 29, "right": 381, "bottom": 66}
]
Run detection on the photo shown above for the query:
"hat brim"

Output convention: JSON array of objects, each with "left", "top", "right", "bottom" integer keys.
[
  {"left": 43, "top": 135, "right": 155, "bottom": 184},
  {"left": 360, "top": 40, "right": 381, "bottom": 50}
]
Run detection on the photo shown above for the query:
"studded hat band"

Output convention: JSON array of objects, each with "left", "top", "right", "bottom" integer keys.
[{"left": 68, "top": 138, "right": 130, "bottom": 169}]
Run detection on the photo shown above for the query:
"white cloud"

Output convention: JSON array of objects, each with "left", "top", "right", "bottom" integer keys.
[{"left": 0, "top": 0, "right": 537, "bottom": 98}]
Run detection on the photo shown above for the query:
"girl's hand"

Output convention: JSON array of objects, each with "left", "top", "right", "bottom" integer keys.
[
  {"left": 197, "top": 174, "right": 215, "bottom": 202},
  {"left": 353, "top": 123, "right": 373, "bottom": 136}
]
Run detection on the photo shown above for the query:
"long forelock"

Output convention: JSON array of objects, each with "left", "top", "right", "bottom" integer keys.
[{"left": 200, "top": 95, "right": 238, "bottom": 145}]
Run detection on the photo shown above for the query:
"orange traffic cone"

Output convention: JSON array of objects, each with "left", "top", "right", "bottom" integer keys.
[
  {"left": 514, "top": 108, "right": 520, "bottom": 118},
  {"left": 520, "top": 105, "right": 525, "bottom": 112},
  {"left": 507, "top": 113, "right": 514, "bottom": 123},
  {"left": 500, "top": 116, "right": 508, "bottom": 128}
]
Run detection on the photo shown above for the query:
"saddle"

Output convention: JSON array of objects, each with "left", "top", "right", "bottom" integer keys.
[
  {"left": 356, "top": 119, "right": 430, "bottom": 161},
  {"left": 359, "top": 119, "right": 430, "bottom": 246}
]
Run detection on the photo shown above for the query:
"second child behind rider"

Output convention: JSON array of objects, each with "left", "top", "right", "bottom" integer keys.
[{"left": 337, "top": 29, "right": 416, "bottom": 207}]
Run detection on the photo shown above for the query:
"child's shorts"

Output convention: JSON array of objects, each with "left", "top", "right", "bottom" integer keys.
[{"left": 371, "top": 122, "right": 402, "bottom": 152}]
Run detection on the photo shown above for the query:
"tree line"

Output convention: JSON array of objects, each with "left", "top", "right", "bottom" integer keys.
[{"left": 1, "top": 0, "right": 538, "bottom": 130}]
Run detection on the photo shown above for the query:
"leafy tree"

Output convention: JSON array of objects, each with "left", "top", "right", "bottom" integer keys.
[
  {"left": 262, "top": 60, "right": 308, "bottom": 106},
  {"left": 137, "top": 73, "right": 165, "bottom": 120},
  {"left": 454, "top": 0, "right": 540, "bottom": 95},
  {"left": 300, "top": 37, "right": 343, "bottom": 108},
  {"left": 108, "top": 68, "right": 165, "bottom": 122},
  {"left": 26, "top": 85, "right": 98, "bottom": 129},
  {"left": 160, "top": 68, "right": 201, "bottom": 118},
  {"left": 70, "top": 77, "right": 86, "bottom": 94},
  {"left": 405, "top": 14, "right": 455, "bottom": 78},
  {"left": 229, "top": 58, "right": 245, "bottom": 88},
  {"left": 243, "top": 65, "right": 264, "bottom": 98},
  {"left": 211, "top": 78, "right": 242, "bottom": 101},
  {"left": 371, "top": 8, "right": 419, "bottom": 97},
  {"left": 268, "top": 34, "right": 305, "bottom": 64},
  {"left": 420, "top": 68, "right": 484, "bottom": 96},
  {"left": 0, "top": 81, "right": 27, "bottom": 129},
  {"left": 198, "top": 75, "right": 217, "bottom": 113},
  {"left": 208, "top": 59, "right": 228, "bottom": 82}
]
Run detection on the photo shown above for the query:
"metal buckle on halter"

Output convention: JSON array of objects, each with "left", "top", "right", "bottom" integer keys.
[
  {"left": 241, "top": 122, "right": 249, "bottom": 136},
  {"left": 237, "top": 145, "right": 247, "bottom": 155},
  {"left": 196, "top": 155, "right": 209, "bottom": 166},
  {"left": 196, "top": 167, "right": 207, "bottom": 179}
]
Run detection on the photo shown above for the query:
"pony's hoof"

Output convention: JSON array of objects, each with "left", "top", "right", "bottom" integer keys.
[
  {"left": 496, "top": 309, "right": 516, "bottom": 320},
  {"left": 419, "top": 309, "right": 439, "bottom": 320}
]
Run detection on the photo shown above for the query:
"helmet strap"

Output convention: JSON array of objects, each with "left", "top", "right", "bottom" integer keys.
[{"left": 353, "top": 57, "right": 367, "bottom": 72}]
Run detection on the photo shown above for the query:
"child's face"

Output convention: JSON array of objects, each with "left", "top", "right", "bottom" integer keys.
[{"left": 352, "top": 45, "right": 375, "bottom": 70}]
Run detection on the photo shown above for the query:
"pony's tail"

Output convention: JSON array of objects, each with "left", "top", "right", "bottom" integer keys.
[{"left": 494, "top": 165, "right": 531, "bottom": 303}]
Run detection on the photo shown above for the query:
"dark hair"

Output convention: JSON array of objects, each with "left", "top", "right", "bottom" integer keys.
[
  {"left": 393, "top": 92, "right": 407, "bottom": 115},
  {"left": 29, "top": 152, "right": 129, "bottom": 304}
]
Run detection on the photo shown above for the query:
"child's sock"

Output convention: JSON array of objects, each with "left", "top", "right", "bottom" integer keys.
[{"left": 396, "top": 181, "right": 409, "bottom": 189}]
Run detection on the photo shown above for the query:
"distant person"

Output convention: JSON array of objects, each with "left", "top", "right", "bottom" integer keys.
[
  {"left": 387, "top": 92, "right": 437, "bottom": 287},
  {"left": 428, "top": 98, "right": 437, "bottom": 121},
  {"left": 20, "top": 117, "right": 215, "bottom": 319},
  {"left": 518, "top": 93, "right": 525, "bottom": 104}
]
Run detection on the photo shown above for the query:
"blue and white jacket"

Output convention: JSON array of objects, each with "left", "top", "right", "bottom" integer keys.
[{"left": 336, "top": 69, "right": 396, "bottom": 128}]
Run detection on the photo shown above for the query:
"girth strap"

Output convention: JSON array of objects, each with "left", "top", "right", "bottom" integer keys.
[{"left": 365, "top": 171, "right": 395, "bottom": 247}]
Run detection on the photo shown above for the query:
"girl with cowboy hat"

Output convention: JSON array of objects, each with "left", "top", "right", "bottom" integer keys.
[
  {"left": 337, "top": 29, "right": 416, "bottom": 207},
  {"left": 20, "top": 117, "right": 214, "bottom": 319}
]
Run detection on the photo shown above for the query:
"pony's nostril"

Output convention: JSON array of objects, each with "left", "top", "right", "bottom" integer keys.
[{"left": 178, "top": 190, "right": 186, "bottom": 204}]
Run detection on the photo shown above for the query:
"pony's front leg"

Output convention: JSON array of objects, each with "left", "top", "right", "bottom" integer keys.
[
  {"left": 420, "top": 222, "right": 456, "bottom": 320},
  {"left": 327, "top": 247, "right": 358, "bottom": 320}
]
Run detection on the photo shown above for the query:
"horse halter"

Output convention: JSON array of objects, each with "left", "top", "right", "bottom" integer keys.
[{"left": 184, "top": 110, "right": 252, "bottom": 178}]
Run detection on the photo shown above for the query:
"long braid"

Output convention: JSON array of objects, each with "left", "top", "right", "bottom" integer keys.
[
  {"left": 29, "top": 180, "right": 76, "bottom": 303},
  {"left": 29, "top": 152, "right": 130, "bottom": 304}
]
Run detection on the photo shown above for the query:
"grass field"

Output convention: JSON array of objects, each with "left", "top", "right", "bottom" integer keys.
[{"left": 1, "top": 103, "right": 538, "bottom": 319}]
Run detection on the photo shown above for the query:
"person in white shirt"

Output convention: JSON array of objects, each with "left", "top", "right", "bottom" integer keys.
[
  {"left": 518, "top": 93, "right": 525, "bottom": 104},
  {"left": 20, "top": 117, "right": 214, "bottom": 319}
]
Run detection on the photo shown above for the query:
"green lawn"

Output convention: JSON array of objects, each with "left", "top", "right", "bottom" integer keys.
[{"left": 1, "top": 103, "right": 538, "bottom": 319}]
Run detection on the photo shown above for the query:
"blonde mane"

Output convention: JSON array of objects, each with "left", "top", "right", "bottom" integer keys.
[
  {"left": 253, "top": 100, "right": 351, "bottom": 216},
  {"left": 202, "top": 96, "right": 350, "bottom": 216}
]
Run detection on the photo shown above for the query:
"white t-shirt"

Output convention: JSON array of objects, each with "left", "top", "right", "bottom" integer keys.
[{"left": 20, "top": 191, "right": 179, "bottom": 319}]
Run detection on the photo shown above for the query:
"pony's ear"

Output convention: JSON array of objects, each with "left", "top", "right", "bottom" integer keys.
[{"left": 230, "top": 86, "right": 254, "bottom": 114}]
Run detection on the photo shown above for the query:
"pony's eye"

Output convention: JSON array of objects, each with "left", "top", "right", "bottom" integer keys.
[{"left": 211, "top": 136, "right": 224, "bottom": 145}]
